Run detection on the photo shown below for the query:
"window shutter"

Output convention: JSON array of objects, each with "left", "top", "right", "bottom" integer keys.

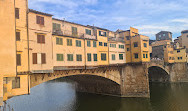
[
  {"left": 41, "top": 17, "right": 44, "bottom": 25},
  {"left": 37, "top": 35, "right": 40, "bottom": 43},
  {"left": 36, "top": 16, "right": 40, "bottom": 24},
  {"left": 42, "top": 35, "right": 45, "bottom": 43},
  {"left": 16, "top": 54, "right": 21, "bottom": 66},
  {"left": 33, "top": 53, "right": 37, "bottom": 64},
  {"left": 41, "top": 53, "right": 46, "bottom": 64},
  {"left": 15, "top": 8, "right": 19, "bottom": 19},
  {"left": 16, "top": 32, "right": 20, "bottom": 41}
]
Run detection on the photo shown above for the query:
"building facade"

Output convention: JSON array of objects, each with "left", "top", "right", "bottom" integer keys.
[
  {"left": 108, "top": 31, "right": 126, "bottom": 65},
  {"left": 28, "top": 9, "right": 53, "bottom": 73},
  {"left": 156, "top": 31, "right": 172, "bottom": 41},
  {"left": 52, "top": 19, "right": 98, "bottom": 70},
  {"left": 124, "top": 27, "right": 150, "bottom": 63}
]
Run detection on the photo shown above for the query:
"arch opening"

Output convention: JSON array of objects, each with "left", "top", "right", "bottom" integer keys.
[
  {"left": 148, "top": 66, "right": 170, "bottom": 82},
  {"left": 30, "top": 74, "right": 121, "bottom": 96},
  {"left": 62, "top": 75, "right": 121, "bottom": 96}
]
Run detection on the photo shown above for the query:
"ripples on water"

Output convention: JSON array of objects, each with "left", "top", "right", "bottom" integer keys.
[{"left": 4, "top": 79, "right": 188, "bottom": 111}]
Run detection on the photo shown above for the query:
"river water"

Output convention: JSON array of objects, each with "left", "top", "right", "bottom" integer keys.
[{"left": 3, "top": 78, "right": 188, "bottom": 111}]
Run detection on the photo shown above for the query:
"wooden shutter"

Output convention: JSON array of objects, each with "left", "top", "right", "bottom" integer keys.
[
  {"left": 15, "top": 8, "right": 19, "bottom": 19},
  {"left": 16, "top": 54, "right": 21, "bottom": 66},
  {"left": 36, "top": 16, "right": 40, "bottom": 24},
  {"left": 41, "top": 17, "right": 44, "bottom": 25},
  {"left": 41, "top": 35, "right": 45, "bottom": 43},
  {"left": 33, "top": 53, "right": 37, "bottom": 64},
  {"left": 41, "top": 53, "right": 46, "bottom": 64},
  {"left": 37, "top": 34, "right": 41, "bottom": 43},
  {"left": 16, "top": 32, "right": 20, "bottom": 41}
]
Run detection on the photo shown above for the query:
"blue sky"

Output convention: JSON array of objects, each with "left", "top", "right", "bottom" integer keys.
[{"left": 29, "top": 0, "right": 188, "bottom": 40}]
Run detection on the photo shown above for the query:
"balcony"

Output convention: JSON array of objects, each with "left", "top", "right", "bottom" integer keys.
[{"left": 53, "top": 29, "right": 96, "bottom": 40}]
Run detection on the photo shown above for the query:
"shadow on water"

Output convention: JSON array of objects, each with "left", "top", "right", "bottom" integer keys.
[{"left": 3, "top": 78, "right": 188, "bottom": 111}]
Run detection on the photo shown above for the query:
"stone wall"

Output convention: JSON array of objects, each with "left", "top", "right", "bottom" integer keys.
[{"left": 169, "top": 63, "right": 188, "bottom": 82}]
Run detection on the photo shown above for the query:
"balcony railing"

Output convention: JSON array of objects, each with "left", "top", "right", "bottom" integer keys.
[
  {"left": 108, "top": 37, "right": 125, "bottom": 42},
  {"left": 53, "top": 29, "right": 97, "bottom": 40}
]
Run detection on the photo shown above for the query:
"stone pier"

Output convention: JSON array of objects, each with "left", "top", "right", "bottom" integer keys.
[
  {"left": 120, "top": 63, "right": 150, "bottom": 98},
  {"left": 0, "top": 75, "right": 3, "bottom": 106}
]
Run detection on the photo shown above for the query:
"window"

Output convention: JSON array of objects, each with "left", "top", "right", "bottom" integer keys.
[
  {"left": 32, "top": 53, "right": 46, "bottom": 64},
  {"left": 143, "top": 54, "right": 145, "bottom": 58},
  {"left": 53, "top": 23, "right": 61, "bottom": 32},
  {"left": 127, "top": 48, "right": 130, "bottom": 51},
  {"left": 67, "top": 54, "right": 73, "bottom": 61},
  {"left": 87, "top": 40, "right": 91, "bottom": 47},
  {"left": 112, "top": 54, "right": 115, "bottom": 60},
  {"left": 104, "top": 43, "right": 107, "bottom": 47},
  {"left": 16, "top": 31, "right": 20, "bottom": 41},
  {"left": 178, "top": 57, "right": 182, "bottom": 60},
  {"left": 87, "top": 53, "right": 91, "bottom": 61},
  {"left": 15, "top": 8, "right": 19, "bottom": 19},
  {"left": 177, "top": 50, "right": 180, "bottom": 53},
  {"left": 93, "top": 54, "right": 97, "bottom": 61},
  {"left": 110, "top": 44, "right": 116, "bottom": 48},
  {"left": 119, "top": 45, "right": 125, "bottom": 49},
  {"left": 76, "top": 54, "right": 82, "bottom": 61},
  {"left": 67, "top": 39, "right": 72, "bottom": 46},
  {"left": 119, "top": 54, "right": 123, "bottom": 60},
  {"left": 144, "top": 43, "right": 147, "bottom": 47},
  {"left": 134, "top": 42, "right": 138, "bottom": 47},
  {"left": 16, "top": 54, "right": 21, "bottom": 66},
  {"left": 99, "top": 31, "right": 107, "bottom": 37},
  {"left": 146, "top": 54, "right": 148, "bottom": 58},
  {"left": 56, "top": 37, "right": 63, "bottom": 45},
  {"left": 134, "top": 53, "right": 138, "bottom": 59},
  {"left": 159, "top": 35, "right": 161, "bottom": 37},
  {"left": 99, "top": 42, "right": 103, "bottom": 46},
  {"left": 126, "top": 36, "right": 130, "bottom": 40},
  {"left": 57, "top": 54, "right": 63, "bottom": 61},
  {"left": 12, "top": 77, "right": 20, "bottom": 89},
  {"left": 76, "top": 40, "right": 81, "bottom": 47},
  {"left": 86, "top": 29, "right": 91, "bottom": 35},
  {"left": 36, "top": 16, "right": 44, "bottom": 25},
  {"left": 101, "top": 53, "right": 106, "bottom": 61},
  {"left": 72, "top": 27, "right": 77, "bottom": 36},
  {"left": 163, "top": 34, "right": 166, "bottom": 36},
  {"left": 93, "top": 41, "right": 97, "bottom": 47},
  {"left": 37, "top": 34, "right": 45, "bottom": 44}
]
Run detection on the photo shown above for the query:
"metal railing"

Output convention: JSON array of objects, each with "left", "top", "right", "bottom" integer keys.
[{"left": 53, "top": 29, "right": 97, "bottom": 40}]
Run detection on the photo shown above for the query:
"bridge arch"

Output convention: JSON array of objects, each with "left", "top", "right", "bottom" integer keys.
[
  {"left": 148, "top": 66, "right": 170, "bottom": 82},
  {"left": 29, "top": 68, "right": 121, "bottom": 96}
]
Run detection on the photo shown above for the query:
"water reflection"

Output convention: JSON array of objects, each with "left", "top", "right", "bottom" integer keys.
[{"left": 0, "top": 76, "right": 188, "bottom": 111}]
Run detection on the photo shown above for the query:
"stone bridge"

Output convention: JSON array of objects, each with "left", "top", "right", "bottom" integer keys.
[{"left": 28, "top": 61, "right": 188, "bottom": 98}]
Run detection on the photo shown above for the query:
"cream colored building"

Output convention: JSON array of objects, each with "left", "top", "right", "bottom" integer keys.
[
  {"left": 52, "top": 19, "right": 98, "bottom": 70},
  {"left": 28, "top": 9, "right": 53, "bottom": 73},
  {"left": 108, "top": 31, "right": 126, "bottom": 65}
]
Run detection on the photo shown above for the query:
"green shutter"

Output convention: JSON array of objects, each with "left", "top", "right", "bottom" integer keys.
[
  {"left": 112, "top": 54, "right": 115, "bottom": 60},
  {"left": 87, "top": 53, "right": 91, "bottom": 61},
  {"left": 93, "top": 41, "right": 96, "bottom": 47},
  {"left": 119, "top": 54, "right": 123, "bottom": 60},
  {"left": 87, "top": 40, "right": 91, "bottom": 47},
  {"left": 57, "top": 54, "right": 63, "bottom": 61},
  {"left": 93, "top": 54, "right": 97, "bottom": 61}
]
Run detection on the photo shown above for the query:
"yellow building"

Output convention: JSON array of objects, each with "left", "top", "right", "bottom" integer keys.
[
  {"left": 0, "top": 0, "right": 17, "bottom": 77},
  {"left": 2, "top": 75, "right": 30, "bottom": 101},
  {"left": 173, "top": 43, "right": 187, "bottom": 63},
  {"left": 87, "top": 26, "right": 109, "bottom": 66},
  {"left": 15, "top": 0, "right": 29, "bottom": 74},
  {"left": 28, "top": 9, "right": 53, "bottom": 73},
  {"left": 52, "top": 19, "right": 98, "bottom": 69},
  {"left": 124, "top": 27, "right": 150, "bottom": 63},
  {"left": 108, "top": 31, "right": 126, "bottom": 65}
]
